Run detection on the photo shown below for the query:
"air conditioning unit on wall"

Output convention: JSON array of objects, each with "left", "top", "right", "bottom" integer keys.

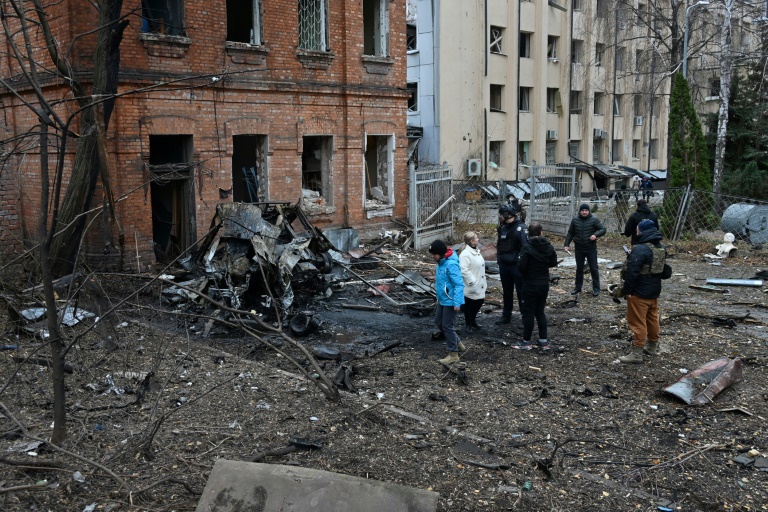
[
  {"left": 594, "top": 128, "right": 607, "bottom": 139},
  {"left": 546, "top": 129, "right": 558, "bottom": 140},
  {"left": 466, "top": 159, "right": 482, "bottom": 177}
]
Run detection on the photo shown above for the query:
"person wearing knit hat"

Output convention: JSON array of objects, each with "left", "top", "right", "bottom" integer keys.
[
  {"left": 495, "top": 201, "right": 528, "bottom": 324},
  {"left": 428, "top": 240, "right": 466, "bottom": 365},
  {"left": 564, "top": 202, "right": 607, "bottom": 296},
  {"left": 618, "top": 216, "right": 669, "bottom": 363},
  {"left": 623, "top": 199, "right": 659, "bottom": 245}
]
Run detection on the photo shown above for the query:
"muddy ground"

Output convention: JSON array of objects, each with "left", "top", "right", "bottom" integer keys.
[{"left": 1, "top": 232, "right": 767, "bottom": 512}]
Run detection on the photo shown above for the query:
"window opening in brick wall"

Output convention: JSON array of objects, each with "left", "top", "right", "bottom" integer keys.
[
  {"left": 490, "top": 26, "right": 504, "bottom": 54},
  {"left": 406, "top": 23, "right": 417, "bottom": 51},
  {"left": 302, "top": 136, "right": 333, "bottom": 205},
  {"left": 149, "top": 134, "right": 196, "bottom": 262},
  {"left": 490, "top": 84, "right": 504, "bottom": 112},
  {"left": 299, "top": 0, "right": 329, "bottom": 51},
  {"left": 363, "top": 0, "right": 389, "bottom": 57},
  {"left": 232, "top": 135, "right": 268, "bottom": 203},
  {"left": 407, "top": 82, "right": 418, "bottom": 112},
  {"left": 226, "top": 0, "right": 262, "bottom": 44},
  {"left": 489, "top": 141, "right": 503, "bottom": 167},
  {"left": 141, "top": 0, "right": 186, "bottom": 36},
  {"left": 365, "top": 135, "right": 393, "bottom": 204}
]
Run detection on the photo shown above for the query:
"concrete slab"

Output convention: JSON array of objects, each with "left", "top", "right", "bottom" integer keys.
[{"left": 195, "top": 459, "right": 439, "bottom": 512}]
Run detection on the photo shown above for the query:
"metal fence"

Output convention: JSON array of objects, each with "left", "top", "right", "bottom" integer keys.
[
  {"left": 409, "top": 163, "right": 454, "bottom": 249},
  {"left": 452, "top": 179, "right": 768, "bottom": 245}
]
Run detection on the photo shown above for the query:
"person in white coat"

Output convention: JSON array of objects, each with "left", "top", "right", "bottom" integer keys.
[{"left": 459, "top": 231, "right": 487, "bottom": 330}]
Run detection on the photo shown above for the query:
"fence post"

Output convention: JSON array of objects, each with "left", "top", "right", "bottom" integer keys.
[
  {"left": 671, "top": 185, "right": 692, "bottom": 241},
  {"left": 530, "top": 166, "right": 537, "bottom": 220},
  {"left": 408, "top": 161, "right": 416, "bottom": 227}
]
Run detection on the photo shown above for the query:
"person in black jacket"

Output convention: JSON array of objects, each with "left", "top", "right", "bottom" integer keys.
[
  {"left": 495, "top": 202, "right": 528, "bottom": 324},
  {"left": 623, "top": 199, "right": 659, "bottom": 245},
  {"left": 564, "top": 203, "right": 606, "bottom": 296},
  {"left": 517, "top": 222, "right": 558, "bottom": 349},
  {"left": 619, "top": 219, "right": 665, "bottom": 364}
]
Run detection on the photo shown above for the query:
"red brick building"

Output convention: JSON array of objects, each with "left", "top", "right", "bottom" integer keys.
[{"left": 0, "top": 0, "right": 408, "bottom": 269}]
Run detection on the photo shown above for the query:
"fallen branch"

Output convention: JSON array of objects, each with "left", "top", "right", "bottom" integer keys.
[
  {"left": 131, "top": 476, "right": 200, "bottom": 497},
  {"left": 451, "top": 451, "right": 512, "bottom": 471},
  {"left": 248, "top": 445, "right": 297, "bottom": 463},
  {"left": 12, "top": 356, "right": 74, "bottom": 374}
]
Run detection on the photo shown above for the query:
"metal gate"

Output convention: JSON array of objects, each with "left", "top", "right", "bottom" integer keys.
[
  {"left": 409, "top": 163, "right": 454, "bottom": 250},
  {"left": 528, "top": 165, "right": 577, "bottom": 236}
]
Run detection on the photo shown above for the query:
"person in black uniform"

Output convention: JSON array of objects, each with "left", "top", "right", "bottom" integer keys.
[{"left": 495, "top": 201, "right": 528, "bottom": 324}]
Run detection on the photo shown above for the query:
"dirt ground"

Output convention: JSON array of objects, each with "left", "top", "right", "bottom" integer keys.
[{"left": 1, "top": 232, "right": 767, "bottom": 512}]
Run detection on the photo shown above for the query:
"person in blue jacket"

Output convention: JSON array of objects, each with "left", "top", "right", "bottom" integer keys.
[{"left": 429, "top": 239, "right": 466, "bottom": 365}]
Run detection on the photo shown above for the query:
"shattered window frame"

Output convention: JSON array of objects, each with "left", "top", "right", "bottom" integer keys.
[
  {"left": 406, "top": 23, "right": 417, "bottom": 51},
  {"left": 489, "top": 141, "right": 503, "bottom": 167},
  {"left": 141, "top": 0, "right": 186, "bottom": 36},
  {"left": 490, "top": 25, "right": 504, "bottom": 54},
  {"left": 226, "top": 0, "right": 264, "bottom": 45},
  {"left": 301, "top": 135, "right": 334, "bottom": 206},
  {"left": 363, "top": 0, "right": 390, "bottom": 57},
  {"left": 364, "top": 134, "right": 395, "bottom": 205}
]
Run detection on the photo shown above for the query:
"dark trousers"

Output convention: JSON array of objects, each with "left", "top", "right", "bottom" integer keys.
[
  {"left": 434, "top": 304, "right": 459, "bottom": 352},
  {"left": 498, "top": 262, "right": 522, "bottom": 317},
  {"left": 463, "top": 297, "right": 484, "bottom": 326},
  {"left": 521, "top": 287, "right": 549, "bottom": 341},
  {"left": 574, "top": 246, "right": 600, "bottom": 292}
]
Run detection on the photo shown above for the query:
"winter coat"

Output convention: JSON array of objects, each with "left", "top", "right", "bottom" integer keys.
[
  {"left": 564, "top": 213, "right": 606, "bottom": 249},
  {"left": 623, "top": 228, "right": 664, "bottom": 299},
  {"left": 459, "top": 244, "right": 487, "bottom": 300},
  {"left": 435, "top": 248, "right": 465, "bottom": 307},
  {"left": 518, "top": 236, "right": 559, "bottom": 291},
  {"left": 496, "top": 219, "right": 528, "bottom": 265},
  {"left": 623, "top": 204, "right": 659, "bottom": 245}
]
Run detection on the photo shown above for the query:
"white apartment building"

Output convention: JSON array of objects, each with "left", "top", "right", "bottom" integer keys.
[{"left": 407, "top": 0, "right": 670, "bottom": 192}]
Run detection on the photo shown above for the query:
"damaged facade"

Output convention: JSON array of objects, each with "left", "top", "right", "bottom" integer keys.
[{"left": 0, "top": 0, "right": 408, "bottom": 269}]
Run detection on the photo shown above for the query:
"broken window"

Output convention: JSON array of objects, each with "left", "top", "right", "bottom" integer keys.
[
  {"left": 570, "top": 90, "right": 582, "bottom": 113},
  {"left": 596, "top": 0, "right": 608, "bottom": 18},
  {"left": 149, "top": 135, "right": 196, "bottom": 262},
  {"left": 545, "top": 142, "right": 556, "bottom": 165},
  {"left": 490, "top": 26, "right": 504, "bottom": 54},
  {"left": 365, "top": 135, "right": 393, "bottom": 204},
  {"left": 227, "top": 0, "right": 263, "bottom": 44},
  {"left": 547, "top": 36, "right": 558, "bottom": 59},
  {"left": 232, "top": 135, "right": 268, "bottom": 203},
  {"left": 573, "top": 0, "right": 581, "bottom": 11},
  {"left": 649, "top": 139, "right": 658, "bottom": 159},
  {"left": 595, "top": 43, "right": 604, "bottom": 66},
  {"left": 363, "top": 0, "right": 389, "bottom": 57},
  {"left": 407, "top": 82, "right": 418, "bottom": 112},
  {"left": 519, "top": 32, "right": 531, "bottom": 58},
  {"left": 615, "top": 47, "right": 625, "bottom": 71},
  {"left": 710, "top": 79, "right": 721, "bottom": 97},
  {"left": 635, "top": 49, "right": 643, "bottom": 80},
  {"left": 633, "top": 94, "right": 642, "bottom": 117},
  {"left": 593, "top": 141, "right": 602, "bottom": 163},
  {"left": 519, "top": 87, "right": 531, "bottom": 112},
  {"left": 489, "top": 141, "right": 503, "bottom": 167},
  {"left": 569, "top": 141, "right": 580, "bottom": 159},
  {"left": 612, "top": 139, "right": 622, "bottom": 161},
  {"left": 571, "top": 39, "right": 583, "bottom": 64},
  {"left": 406, "top": 23, "right": 417, "bottom": 51},
  {"left": 490, "top": 84, "right": 504, "bottom": 112},
  {"left": 613, "top": 94, "right": 623, "bottom": 116},
  {"left": 302, "top": 136, "right": 333, "bottom": 205},
  {"left": 546, "top": 88, "right": 559, "bottom": 113},
  {"left": 518, "top": 141, "right": 529, "bottom": 165},
  {"left": 141, "top": 0, "right": 186, "bottom": 36},
  {"left": 594, "top": 92, "right": 604, "bottom": 115},
  {"left": 298, "top": 0, "right": 329, "bottom": 51},
  {"left": 632, "top": 140, "right": 640, "bottom": 159}
]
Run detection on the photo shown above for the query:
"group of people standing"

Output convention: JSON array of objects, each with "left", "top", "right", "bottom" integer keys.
[{"left": 428, "top": 191, "right": 668, "bottom": 366}]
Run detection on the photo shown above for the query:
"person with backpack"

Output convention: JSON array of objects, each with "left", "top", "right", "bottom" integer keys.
[
  {"left": 623, "top": 199, "right": 659, "bottom": 245},
  {"left": 619, "top": 219, "right": 671, "bottom": 364}
]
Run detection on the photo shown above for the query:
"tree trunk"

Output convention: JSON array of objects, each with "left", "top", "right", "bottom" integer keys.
[
  {"left": 713, "top": 0, "right": 733, "bottom": 212},
  {"left": 38, "top": 121, "right": 68, "bottom": 444},
  {"left": 48, "top": 0, "right": 126, "bottom": 276}
]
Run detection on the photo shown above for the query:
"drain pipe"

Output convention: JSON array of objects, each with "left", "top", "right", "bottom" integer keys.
[
  {"left": 484, "top": 0, "right": 488, "bottom": 178},
  {"left": 608, "top": 7, "right": 619, "bottom": 183},
  {"left": 567, "top": 0, "right": 574, "bottom": 152},
  {"left": 515, "top": 0, "right": 521, "bottom": 182}
]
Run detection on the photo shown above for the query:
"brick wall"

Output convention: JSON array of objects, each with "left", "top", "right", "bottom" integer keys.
[{"left": 0, "top": 0, "right": 409, "bottom": 269}]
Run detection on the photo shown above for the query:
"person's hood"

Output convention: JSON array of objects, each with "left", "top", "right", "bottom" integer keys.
[
  {"left": 637, "top": 204, "right": 652, "bottom": 214},
  {"left": 438, "top": 247, "right": 455, "bottom": 263},
  {"left": 636, "top": 228, "right": 663, "bottom": 244},
  {"left": 526, "top": 236, "right": 556, "bottom": 262}
]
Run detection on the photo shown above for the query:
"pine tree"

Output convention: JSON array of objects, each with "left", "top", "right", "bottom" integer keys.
[{"left": 668, "top": 73, "right": 711, "bottom": 190}]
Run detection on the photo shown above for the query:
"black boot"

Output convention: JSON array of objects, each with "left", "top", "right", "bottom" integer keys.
[{"left": 495, "top": 316, "right": 511, "bottom": 325}]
